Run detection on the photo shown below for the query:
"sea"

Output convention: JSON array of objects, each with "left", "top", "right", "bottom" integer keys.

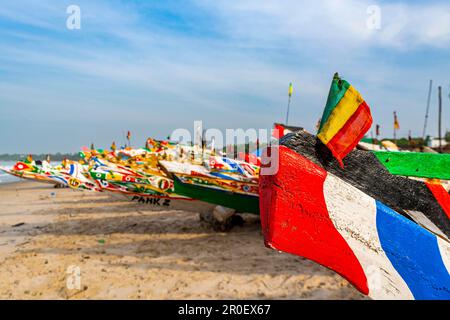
[{"left": 0, "top": 161, "right": 20, "bottom": 184}]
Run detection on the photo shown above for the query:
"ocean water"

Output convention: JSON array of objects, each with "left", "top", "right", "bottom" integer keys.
[{"left": 0, "top": 161, "right": 20, "bottom": 184}]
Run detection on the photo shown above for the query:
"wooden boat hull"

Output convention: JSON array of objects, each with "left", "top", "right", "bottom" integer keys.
[
  {"left": 172, "top": 174, "right": 259, "bottom": 214},
  {"left": 279, "top": 131, "right": 450, "bottom": 238},
  {"left": 108, "top": 193, "right": 216, "bottom": 214},
  {"left": 260, "top": 131, "right": 450, "bottom": 299},
  {"left": 159, "top": 160, "right": 260, "bottom": 213},
  {"left": 95, "top": 179, "right": 191, "bottom": 199},
  {"left": 0, "top": 166, "right": 63, "bottom": 185},
  {"left": 372, "top": 151, "right": 450, "bottom": 180}
]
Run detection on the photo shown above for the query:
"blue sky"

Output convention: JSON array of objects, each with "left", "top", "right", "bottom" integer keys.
[{"left": 0, "top": 0, "right": 449, "bottom": 153}]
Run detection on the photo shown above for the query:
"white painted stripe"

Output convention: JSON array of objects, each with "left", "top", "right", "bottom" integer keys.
[
  {"left": 437, "top": 237, "right": 450, "bottom": 276},
  {"left": 405, "top": 210, "right": 448, "bottom": 241},
  {"left": 323, "top": 173, "right": 414, "bottom": 300}
]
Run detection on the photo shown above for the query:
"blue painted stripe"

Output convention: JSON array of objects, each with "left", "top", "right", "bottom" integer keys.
[
  {"left": 222, "top": 158, "right": 246, "bottom": 175},
  {"left": 69, "top": 164, "right": 75, "bottom": 176},
  {"left": 49, "top": 175, "right": 68, "bottom": 185},
  {"left": 209, "top": 171, "right": 242, "bottom": 181},
  {"left": 376, "top": 201, "right": 450, "bottom": 300}
]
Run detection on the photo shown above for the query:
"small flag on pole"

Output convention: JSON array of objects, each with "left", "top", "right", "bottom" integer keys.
[
  {"left": 126, "top": 131, "right": 131, "bottom": 147},
  {"left": 394, "top": 112, "right": 400, "bottom": 130},
  {"left": 111, "top": 141, "right": 116, "bottom": 151},
  {"left": 317, "top": 73, "right": 373, "bottom": 167},
  {"left": 285, "top": 83, "right": 294, "bottom": 125},
  {"left": 376, "top": 124, "right": 380, "bottom": 136}
]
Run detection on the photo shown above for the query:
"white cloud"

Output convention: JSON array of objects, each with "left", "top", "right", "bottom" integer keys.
[
  {"left": 0, "top": 0, "right": 448, "bottom": 152},
  {"left": 195, "top": 0, "right": 450, "bottom": 50}
]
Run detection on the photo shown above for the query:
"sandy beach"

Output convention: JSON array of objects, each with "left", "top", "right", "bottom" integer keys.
[{"left": 0, "top": 181, "right": 365, "bottom": 300}]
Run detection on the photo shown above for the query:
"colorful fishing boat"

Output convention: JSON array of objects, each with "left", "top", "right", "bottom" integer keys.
[
  {"left": 260, "top": 131, "right": 450, "bottom": 299},
  {"left": 52, "top": 160, "right": 100, "bottom": 191},
  {"left": 157, "top": 148, "right": 261, "bottom": 213},
  {"left": 88, "top": 156, "right": 190, "bottom": 199},
  {"left": 259, "top": 74, "right": 449, "bottom": 299},
  {"left": 0, "top": 160, "right": 68, "bottom": 186}
]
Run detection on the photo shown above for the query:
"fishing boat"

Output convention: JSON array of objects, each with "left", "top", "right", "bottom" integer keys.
[
  {"left": 52, "top": 161, "right": 100, "bottom": 191},
  {"left": 88, "top": 156, "right": 190, "bottom": 199},
  {"left": 259, "top": 130, "right": 450, "bottom": 299},
  {"left": 84, "top": 145, "right": 228, "bottom": 214},
  {"left": 0, "top": 160, "right": 67, "bottom": 186},
  {"left": 159, "top": 157, "right": 260, "bottom": 214}
]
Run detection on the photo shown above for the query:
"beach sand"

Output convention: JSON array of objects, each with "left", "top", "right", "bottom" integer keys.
[{"left": 0, "top": 181, "right": 366, "bottom": 300}]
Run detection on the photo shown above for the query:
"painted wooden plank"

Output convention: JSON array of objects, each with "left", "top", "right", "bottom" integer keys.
[
  {"left": 259, "top": 144, "right": 450, "bottom": 299},
  {"left": 373, "top": 151, "right": 450, "bottom": 179},
  {"left": 279, "top": 131, "right": 450, "bottom": 238},
  {"left": 172, "top": 175, "right": 259, "bottom": 214}
]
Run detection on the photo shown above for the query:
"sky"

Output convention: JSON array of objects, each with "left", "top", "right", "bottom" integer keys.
[{"left": 0, "top": 0, "right": 449, "bottom": 153}]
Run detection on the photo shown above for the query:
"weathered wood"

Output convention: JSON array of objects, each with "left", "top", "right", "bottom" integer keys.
[
  {"left": 279, "top": 131, "right": 450, "bottom": 238},
  {"left": 259, "top": 142, "right": 450, "bottom": 299},
  {"left": 373, "top": 151, "right": 450, "bottom": 179}
]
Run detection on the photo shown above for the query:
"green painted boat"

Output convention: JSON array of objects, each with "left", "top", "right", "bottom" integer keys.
[
  {"left": 373, "top": 151, "right": 450, "bottom": 180},
  {"left": 172, "top": 174, "right": 260, "bottom": 214}
]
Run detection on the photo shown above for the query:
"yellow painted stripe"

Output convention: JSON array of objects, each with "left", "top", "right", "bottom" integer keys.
[{"left": 317, "top": 85, "right": 365, "bottom": 144}]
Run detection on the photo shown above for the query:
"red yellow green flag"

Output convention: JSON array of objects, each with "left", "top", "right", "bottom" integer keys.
[
  {"left": 288, "top": 82, "right": 293, "bottom": 97},
  {"left": 317, "top": 73, "right": 373, "bottom": 167}
]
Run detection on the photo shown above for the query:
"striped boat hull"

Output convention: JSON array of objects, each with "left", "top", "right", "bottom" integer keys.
[{"left": 260, "top": 134, "right": 450, "bottom": 299}]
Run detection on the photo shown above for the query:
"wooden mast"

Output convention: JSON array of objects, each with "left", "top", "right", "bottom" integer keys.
[
  {"left": 438, "top": 86, "right": 443, "bottom": 153},
  {"left": 422, "top": 80, "right": 433, "bottom": 141}
]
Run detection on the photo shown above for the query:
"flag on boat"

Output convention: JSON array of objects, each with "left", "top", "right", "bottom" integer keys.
[
  {"left": 288, "top": 82, "right": 293, "bottom": 98},
  {"left": 272, "top": 124, "right": 289, "bottom": 139},
  {"left": 317, "top": 73, "right": 373, "bottom": 167},
  {"left": 111, "top": 141, "right": 116, "bottom": 151},
  {"left": 376, "top": 124, "right": 380, "bottom": 136},
  {"left": 394, "top": 111, "right": 400, "bottom": 130},
  {"left": 272, "top": 123, "right": 303, "bottom": 140},
  {"left": 127, "top": 131, "right": 131, "bottom": 141},
  {"left": 260, "top": 145, "right": 450, "bottom": 300}
]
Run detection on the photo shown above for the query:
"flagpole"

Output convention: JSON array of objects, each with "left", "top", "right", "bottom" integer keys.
[
  {"left": 393, "top": 112, "right": 397, "bottom": 145},
  {"left": 438, "top": 86, "right": 442, "bottom": 153},
  {"left": 285, "top": 83, "right": 293, "bottom": 125},
  {"left": 422, "top": 80, "right": 433, "bottom": 140},
  {"left": 285, "top": 96, "right": 291, "bottom": 125},
  {"left": 126, "top": 131, "right": 131, "bottom": 147},
  {"left": 122, "top": 131, "right": 127, "bottom": 148}
]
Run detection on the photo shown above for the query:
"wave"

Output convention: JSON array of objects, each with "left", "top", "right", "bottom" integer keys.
[{"left": 0, "top": 162, "right": 19, "bottom": 184}]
